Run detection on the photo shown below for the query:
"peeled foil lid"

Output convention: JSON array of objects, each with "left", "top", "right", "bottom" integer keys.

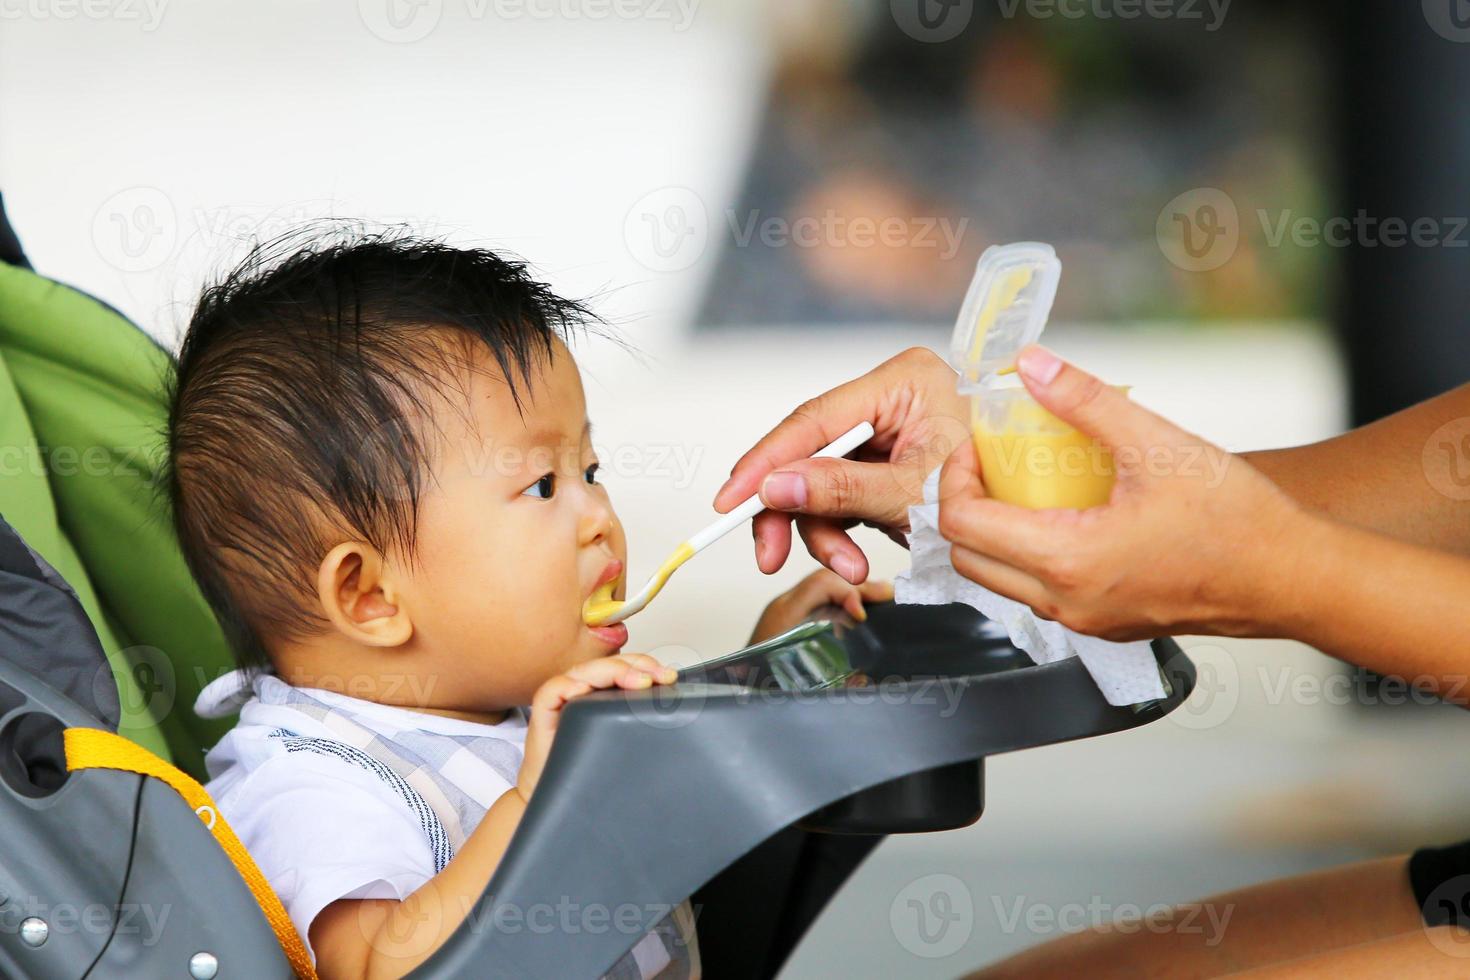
[{"left": 949, "top": 242, "right": 1061, "bottom": 392}]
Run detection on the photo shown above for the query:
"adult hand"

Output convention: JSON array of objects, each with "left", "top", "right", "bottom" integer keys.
[
  {"left": 937, "top": 345, "right": 1321, "bottom": 641},
  {"left": 713, "top": 347, "right": 968, "bottom": 584}
]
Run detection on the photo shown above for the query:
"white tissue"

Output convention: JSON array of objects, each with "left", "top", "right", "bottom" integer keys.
[{"left": 895, "top": 469, "right": 1167, "bottom": 706}]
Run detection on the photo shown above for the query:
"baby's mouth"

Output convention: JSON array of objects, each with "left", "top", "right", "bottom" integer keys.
[{"left": 583, "top": 560, "right": 625, "bottom": 626}]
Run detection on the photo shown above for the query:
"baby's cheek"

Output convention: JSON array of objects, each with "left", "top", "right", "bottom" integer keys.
[
  {"left": 448, "top": 549, "right": 574, "bottom": 637},
  {"left": 415, "top": 491, "right": 588, "bottom": 649}
]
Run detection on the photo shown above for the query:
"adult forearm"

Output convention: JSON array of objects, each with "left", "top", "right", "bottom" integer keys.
[
  {"left": 1278, "top": 512, "right": 1470, "bottom": 700},
  {"left": 1242, "top": 382, "right": 1470, "bottom": 555}
]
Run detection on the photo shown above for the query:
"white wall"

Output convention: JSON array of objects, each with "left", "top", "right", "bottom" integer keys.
[{"left": 0, "top": 0, "right": 765, "bottom": 354}]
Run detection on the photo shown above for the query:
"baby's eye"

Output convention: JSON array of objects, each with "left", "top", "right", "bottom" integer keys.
[
  {"left": 584, "top": 462, "right": 601, "bottom": 485},
  {"left": 522, "top": 473, "right": 556, "bottom": 499}
]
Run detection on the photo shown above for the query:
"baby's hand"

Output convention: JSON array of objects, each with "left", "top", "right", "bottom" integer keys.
[
  {"left": 749, "top": 569, "right": 894, "bottom": 644},
  {"left": 517, "top": 654, "right": 676, "bottom": 802}
]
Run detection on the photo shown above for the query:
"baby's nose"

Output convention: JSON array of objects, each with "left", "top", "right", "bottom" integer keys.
[{"left": 577, "top": 494, "right": 618, "bottom": 545}]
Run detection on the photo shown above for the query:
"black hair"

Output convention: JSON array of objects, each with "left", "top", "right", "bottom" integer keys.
[{"left": 166, "top": 225, "right": 602, "bottom": 671}]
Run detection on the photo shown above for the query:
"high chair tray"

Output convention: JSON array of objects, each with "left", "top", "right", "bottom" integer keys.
[{"left": 417, "top": 601, "right": 1196, "bottom": 979}]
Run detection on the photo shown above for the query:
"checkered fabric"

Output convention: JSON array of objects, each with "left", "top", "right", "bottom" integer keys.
[{"left": 263, "top": 682, "right": 698, "bottom": 979}]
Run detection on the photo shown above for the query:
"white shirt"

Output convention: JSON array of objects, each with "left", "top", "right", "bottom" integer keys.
[{"left": 197, "top": 673, "right": 528, "bottom": 963}]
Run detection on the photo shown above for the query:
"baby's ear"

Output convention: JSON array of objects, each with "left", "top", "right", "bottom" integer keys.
[{"left": 316, "top": 542, "right": 413, "bottom": 648}]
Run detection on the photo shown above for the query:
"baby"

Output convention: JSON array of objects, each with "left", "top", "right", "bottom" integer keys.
[{"left": 167, "top": 229, "right": 888, "bottom": 979}]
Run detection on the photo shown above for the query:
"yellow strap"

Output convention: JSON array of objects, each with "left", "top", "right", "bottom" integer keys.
[{"left": 63, "top": 727, "right": 319, "bottom": 980}]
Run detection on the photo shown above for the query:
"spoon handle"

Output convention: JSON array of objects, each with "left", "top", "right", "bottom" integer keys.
[{"left": 687, "top": 422, "right": 875, "bottom": 553}]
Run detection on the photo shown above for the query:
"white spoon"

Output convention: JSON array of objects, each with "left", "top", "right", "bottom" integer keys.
[{"left": 583, "top": 421, "right": 876, "bottom": 626}]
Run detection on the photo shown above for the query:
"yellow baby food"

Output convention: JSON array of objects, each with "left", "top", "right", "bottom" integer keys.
[
  {"left": 582, "top": 541, "right": 696, "bottom": 626},
  {"left": 971, "top": 393, "right": 1118, "bottom": 509}
]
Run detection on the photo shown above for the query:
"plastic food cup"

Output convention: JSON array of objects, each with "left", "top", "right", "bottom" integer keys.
[{"left": 969, "top": 384, "right": 1129, "bottom": 509}]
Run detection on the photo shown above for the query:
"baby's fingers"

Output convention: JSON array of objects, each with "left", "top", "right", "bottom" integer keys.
[
  {"left": 531, "top": 675, "right": 595, "bottom": 716},
  {"left": 615, "top": 653, "right": 679, "bottom": 685},
  {"left": 783, "top": 568, "right": 864, "bottom": 622},
  {"left": 831, "top": 575, "right": 892, "bottom": 621},
  {"left": 564, "top": 656, "right": 662, "bottom": 691}
]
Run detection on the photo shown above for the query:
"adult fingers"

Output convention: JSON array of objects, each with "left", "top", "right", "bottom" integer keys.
[
  {"left": 715, "top": 393, "right": 876, "bottom": 513},
  {"left": 760, "top": 456, "right": 920, "bottom": 531},
  {"left": 714, "top": 346, "right": 958, "bottom": 512},
  {"left": 948, "top": 544, "right": 1054, "bottom": 613},
  {"left": 938, "top": 434, "right": 984, "bottom": 505},
  {"left": 752, "top": 510, "right": 795, "bottom": 574},
  {"left": 754, "top": 510, "right": 870, "bottom": 582},
  {"left": 1015, "top": 345, "right": 1183, "bottom": 454},
  {"left": 937, "top": 445, "right": 1080, "bottom": 575},
  {"left": 796, "top": 516, "right": 870, "bottom": 584}
]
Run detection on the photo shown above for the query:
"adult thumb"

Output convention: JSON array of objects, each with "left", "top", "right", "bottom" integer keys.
[{"left": 1014, "top": 344, "right": 1178, "bottom": 452}]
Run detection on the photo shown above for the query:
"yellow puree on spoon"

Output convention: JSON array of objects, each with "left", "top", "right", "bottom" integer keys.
[
  {"left": 581, "top": 423, "right": 879, "bottom": 627},
  {"left": 583, "top": 542, "right": 696, "bottom": 626}
]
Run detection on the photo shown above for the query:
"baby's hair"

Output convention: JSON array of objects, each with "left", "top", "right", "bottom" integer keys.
[{"left": 166, "top": 224, "right": 602, "bottom": 671}]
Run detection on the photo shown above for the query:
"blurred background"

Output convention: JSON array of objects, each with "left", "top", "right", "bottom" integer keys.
[{"left": 4, "top": 0, "right": 1470, "bottom": 975}]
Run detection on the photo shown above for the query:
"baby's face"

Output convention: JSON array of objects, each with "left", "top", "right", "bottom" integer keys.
[{"left": 399, "top": 339, "right": 628, "bottom": 710}]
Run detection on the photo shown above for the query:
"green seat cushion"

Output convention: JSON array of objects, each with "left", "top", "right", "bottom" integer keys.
[{"left": 0, "top": 263, "right": 235, "bottom": 777}]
